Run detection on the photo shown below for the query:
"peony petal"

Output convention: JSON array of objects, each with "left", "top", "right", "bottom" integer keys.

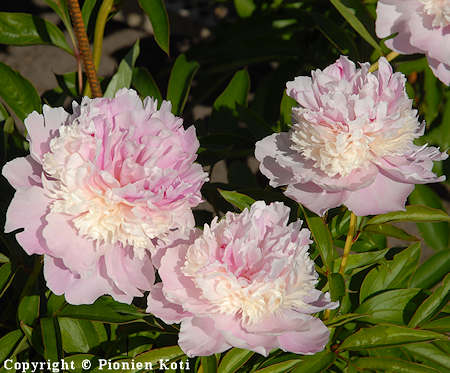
[
  {"left": 343, "top": 172, "right": 414, "bottom": 216},
  {"left": 25, "top": 106, "right": 68, "bottom": 162},
  {"left": 179, "top": 317, "right": 231, "bottom": 357},
  {"left": 278, "top": 317, "right": 330, "bottom": 355},
  {"left": 42, "top": 212, "right": 99, "bottom": 275},
  {"left": 285, "top": 183, "right": 345, "bottom": 216},
  {"left": 146, "top": 283, "right": 191, "bottom": 323},
  {"left": 5, "top": 186, "right": 50, "bottom": 255},
  {"left": 2, "top": 155, "right": 42, "bottom": 189}
]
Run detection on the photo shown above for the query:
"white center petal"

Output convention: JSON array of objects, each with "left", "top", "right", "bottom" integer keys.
[
  {"left": 419, "top": 0, "right": 450, "bottom": 27},
  {"left": 290, "top": 109, "right": 419, "bottom": 177}
]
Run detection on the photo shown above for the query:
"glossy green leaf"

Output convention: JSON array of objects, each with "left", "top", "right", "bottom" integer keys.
[
  {"left": 132, "top": 67, "right": 162, "bottom": 103},
  {"left": 365, "top": 205, "right": 450, "bottom": 225},
  {"left": 332, "top": 248, "right": 389, "bottom": 274},
  {"left": 0, "top": 62, "right": 41, "bottom": 121},
  {"left": 291, "top": 350, "right": 336, "bottom": 373},
  {"left": 306, "top": 216, "right": 335, "bottom": 270},
  {"left": 254, "top": 360, "right": 301, "bottom": 373},
  {"left": 138, "top": 0, "right": 170, "bottom": 55},
  {"left": 121, "top": 345, "right": 185, "bottom": 373},
  {"left": 217, "top": 348, "right": 254, "bottom": 373},
  {"left": 0, "top": 253, "right": 9, "bottom": 264},
  {"left": 410, "top": 250, "right": 450, "bottom": 289},
  {"left": 218, "top": 189, "right": 255, "bottom": 211},
  {"left": 360, "top": 243, "right": 420, "bottom": 302},
  {"left": 329, "top": 273, "right": 345, "bottom": 302},
  {"left": 0, "top": 329, "right": 23, "bottom": 363},
  {"left": 56, "top": 296, "right": 145, "bottom": 323},
  {"left": 329, "top": 0, "right": 382, "bottom": 53},
  {"left": 40, "top": 317, "right": 61, "bottom": 361},
  {"left": 363, "top": 223, "right": 419, "bottom": 242},
  {"left": 325, "top": 313, "right": 366, "bottom": 327},
  {"left": 167, "top": 54, "right": 199, "bottom": 115},
  {"left": 421, "top": 316, "right": 450, "bottom": 332},
  {"left": 409, "top": 274, "right": 450, "bottom": 327},
  {"left": 81, "top": 0, "right": 98, "bottom": 27},
  {"left": 403, "top": 342, "right": 450, "bottom": 371},
  {"left": 351, "top": 357, "right": 439, "bottom": 373},
  {"left": 340, "top": 325, "right": 447, "bottom": 351},
  {"left": 59, "top": 318, "right": 107, "bottom": 353},
  {"left": 234, "top": 0, "right": 256, "bottom": 18},
  {"left": 356, "top": 288, "right": 422, "bottom": 324},
  {"left": 409, "top": 185, "right": 449, "bottom": 250},
  {"left": 0, "top": 263, "right": 13, "bottom": 297},
  {"left": 279, "top": 91, "right": 296, "bottom": 130},
  {"left": 423, "top": 65, "right": 441, "bottom": 125},
  {"left": 201, "top": 355, "right": 217, "bottom": 373},
  {"left": 214, "top": 70, "right": 250, "bottom": 114},
  {"left": 104, "top": 40, "right": 140, "bottom": 98},
  {"left": 0, "top": 12, "right": 72, "bottom": 54},
  {"left": 18, "top": 294, "right": 40, "bottom": 326}
]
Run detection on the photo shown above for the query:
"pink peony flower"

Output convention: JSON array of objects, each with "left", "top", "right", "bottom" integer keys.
[
  {"left": 146, "top": 201, "right": 338, "bottom": 357},
  {"left": 255, "top": 56, "right": 448, "bottom": 216},
  {"left": 376, "top": 0, "right": 450, "bottom": 85},
  {"left": 3, "top": 88, "right": 208, "bottom": 304}
]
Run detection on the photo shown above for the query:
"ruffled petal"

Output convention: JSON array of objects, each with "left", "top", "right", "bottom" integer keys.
[
  {"left": 5, "top": 186, "right": 50, "bottom": 255},
  {"left": 146, "top": 283, "right": 191, "bottom": 324},
  {"left": 2, "top": 155, "right": 42, "bottom": 189}
]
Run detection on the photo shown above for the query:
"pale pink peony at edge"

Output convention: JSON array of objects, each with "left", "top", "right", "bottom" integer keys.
[
  {"left": 146, "top": 201, "right": 338, "bottom": 357},
  {"left": 255, "top": 56, "right": 448, "bottom": 216},
  {"left": 376, "top": 0, "right": 450, "bottom": 85},
  {"left": 3, "top": 88, "right": 208, "bottom": 304}
]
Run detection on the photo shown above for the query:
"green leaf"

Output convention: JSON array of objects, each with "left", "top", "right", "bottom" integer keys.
[
  {"left": 167, "top": 54, "right": 200, "bottom": 115},
  {"left": 408, "top": 185, "right": 449, "bottom": 250},
  {"left": 325, "top": 313, "right": 366, "bottom": 327},
  {"left": 0, "top": 263, "right": 13, "bottom": 298},
  {"left": 0, "top": 62, "right": 41, "bottom": 121},
  {"left": 403, "top": 342, "right": 450, "bottom": 371},
  {"left": 356, "top": 288, "right": 423, "bottom": 324},
  {"left": 121, "top": 345, "right": 185, "bottom": 373},
  {"left": 55, "top": 71, "right": 79, "bottom": 97},
  {"left": 421, "top": 316, "right": 450, "bottom": 332},
  {"left": 0, "top": 330, "right": 23, "bottom": 363},
  {"left": 254, "top": 360, "right": 301, "bottom": 373},
  {"left": 291, "top": 350, "right": 336, "bottom": 373},
  {"left": 365, "top": 205, "right": 450, "bottom": 225},
  {"left": 329, "top": 273, "right": 345, "bottom": 302},
  {"left": 214, "top": 70, "right": 250, "bottom": 114},
  {"left": 18, "top": 294, "right": 40, "bottom": 326},
  {"left": 59, "top": 318, "right": 107, "bottom": 353},
  {"left": 332, "top": 248, "right": 390, "bottom": 274},
  {"left": 306, "top": 216, "right": 335, "bottom": 270},
  {"left": 56, "top": 296, "right": 145, "bottom": 323},
  {"left": 234, "top": 0, "right": 256, "bottom": 18},
  {"left": 40, "top": 317, "right": 61, "bottom": 361},
  {"left": 218, "top": 189, "right": 255, "bottom": 211},
  {"left": 360, "top": 242, "right": 420, "bottom": 302},
  {"left": 0, "top": 253, "right": 9, "bottom": 264},
  {"left": 132, "top": 67, "right": 162, "bottom": 103},
  {"left": 104, "top": 40, "right": 140, "bottom": 98},
  {"left": 138, "top": 0, "right": 170, "bottom": 55},
  {"left": 363, "top": 223, "right": 419, "bottom": 242},
  {"left": 217, "top": 348, "right": 254, "bottom": 373},
  {"left": 329, "top": 0, "right": 382, "bottom": 53},
  {"left": 81, "top": 0, "right": 98, "bottom": 28},
  {"left": 409, "top": 274, "right": 450, "bottom": 328},
  {"left": 410, "top": 250, "right": 450, "bottom": 289},
  {"left": 0, "top": 12, "right": 72, "bottom": 54},
  {"left": 423, "top": 66, "right": 441, "bottom": 125},
  {"left": 339, "top": 325, "right": 447, "bottom": 351},
  {"left": 279, "top": 91, "right": 296, "bottom": 130},
  {"left": 351, "top": 357, "right": 439, "bottom": 373},
  {"left": 201, "top": 355, "right": 217, "bottom": 373}
]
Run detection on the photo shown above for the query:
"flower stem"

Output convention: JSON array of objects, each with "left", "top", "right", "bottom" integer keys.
[
  {"left": 369, "top": 51, "right": 400, "bottom": 72},
  {"left": 339, "top": 212, "right": 357, "bottom": 275},
  {"left": 84, "top": 0, "right": 114, "bottom": 97},
  {"left": 67, "top": 0, "right": 102, "bottom": 98}
]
